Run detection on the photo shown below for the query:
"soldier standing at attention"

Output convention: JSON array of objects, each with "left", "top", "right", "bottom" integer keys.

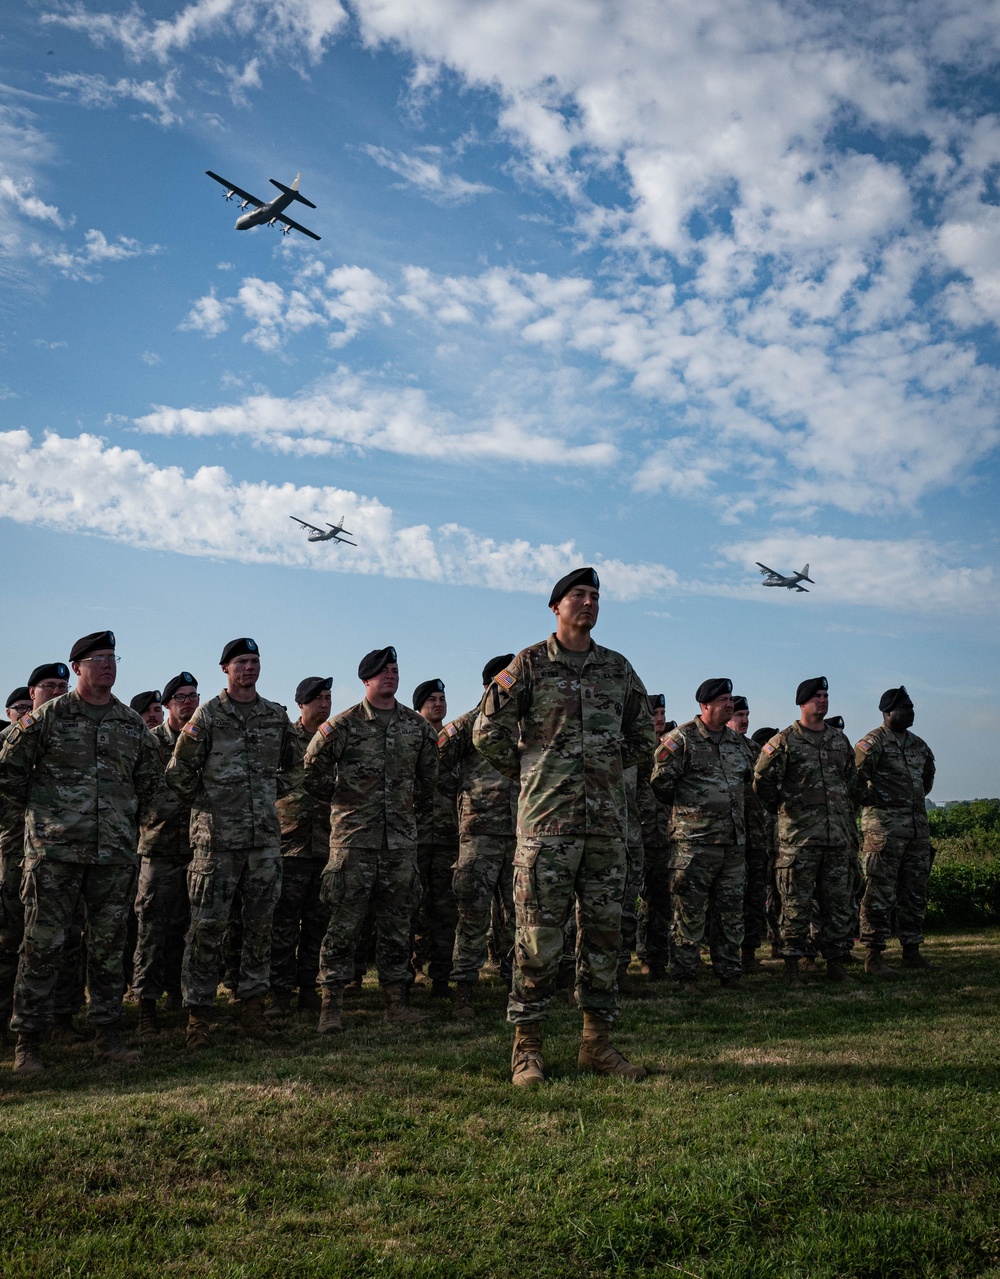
[
  {"left": 474, "top": 567, "right": 654, "bottom": 1086},
  {"left": 855, "top": 686, "right": 936, "bottom": 975},
  {"left": 650, "top": 679, "right": 750, "bottom": 992},
  {"left": 304, "top": 647, "right": 438, "bottom": 1035},
  {"left": 132, "top": 671, "right": 200, "bottom": 1036},
  {"left": 266, "top": 676, "right": 334, "bottom": 1018},
  {"left": 727, "top": 695, "right": 770, "bottom": 974},
  {"left": 0, "top": 632, "right": 162, "bottom": 1074},
  {"left": 754, "top": 677, "right": 860, "bottom": 987},
  {"left": 131, "top": 691, "right": 164, "bottom": 731},
  {"left": 2, "top": 689, "right": 32, "bottom": 740},
  {"left": 165, "top": 638, "right": 295, "bottom": 1048},
  {"left": 636, "top": 694, "right": 674, "bottom": 982},
  {"left": 411, "top": 679, "right": 459, "bottom": 998},
  {"left": 439, "top": 654, "right": 518, "bottom": 1019}
]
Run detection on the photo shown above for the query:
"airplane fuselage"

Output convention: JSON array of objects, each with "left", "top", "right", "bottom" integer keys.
[{"left": 235, "top": 189, "right": 296, "bottom": 230}]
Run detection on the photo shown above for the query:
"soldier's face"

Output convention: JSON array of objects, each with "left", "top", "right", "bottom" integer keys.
[
  {"left": 887, "top": 701, "right": 915, "bottom": 730},
  {"left": 728, "top": 709, "right": 749, "bottom": 735},
  {"left": 31, "top": 679, "right": 69, "bottom": 708},
  {"left": 7, "top": 700, "right": 31, "bottom": 722},
  {"left": 300, "top": 689, "right": 332, "bottom": 730},
  {"left": 701, "top": 694, "right": 734, "bottom": 730},
  {"left": 224, "top": 654, "right": 260, "bottom": 691},
  {"left": 553, "top": 586, "right": 600, "bottom": 631},
  {"left": 166, "top": 686, "right": 199, "bottom": 728},
  {"left": 73, "top": 649, "right": 117, "bottom": 694},
  {"left": 420, "top": 691, "right": 447, "bottom": 724},
  {"left": 802, "top": 690, "right": 829, "bottom": 718},
  {"left": 141, "top": 703, "right": 164, "bottom": 729},
  {"left": 365, "top": 663, "right": 399, "bottom": 700},
  {"left": 652, "top": 707, "right": 667, "bottom": 737}
]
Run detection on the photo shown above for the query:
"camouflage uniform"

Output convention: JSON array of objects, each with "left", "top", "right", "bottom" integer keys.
[
  {"left": 473, "top": 636, "right": 654, "bottom": 1025},
  {"left": 270, "top": 719, "right": 331, "bottom": 999},
  {"left": 131, "top": 720, "right": 192, "bottom": 1002},
  {"left": 636, "top": 761, "right": 671, "bottom": 972},
  {"left": 413, "top": 761, "right": 459, "bottom": 984},
  {"left": 303, "top": 699, "right": 438, "bottom": 987},
  {"left": 438, "top": 707, "right": 517, "bottom": 985},
  {"left": 618, "top": 766, "right": 645, "bottom": 969},
  {"left": 736, "top": 735, "right": 770, "bottom": 956},
  {"left": 753, "top": 723, "right": 859, "bottom": 962},
  {"left": 855, "top": 725, "right": 936, "bottom": 948},
  {"left": 165, "top": 691, "right": 294, "bottom": 1007},
  {"left": 650, "top": 718, "right": 750, "bottom": 982},
  {"left": 0, "top": 692, "right": 162, "bottom": 1033}
]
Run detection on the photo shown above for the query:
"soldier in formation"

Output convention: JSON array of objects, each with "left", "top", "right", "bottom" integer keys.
[{"left": 412, "top": 679, "right": 459, "bottom": 997}]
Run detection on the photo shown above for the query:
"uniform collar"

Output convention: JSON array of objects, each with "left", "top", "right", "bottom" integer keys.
[{"left": 545, "top": 634, "right": 602, "bottom": 666}]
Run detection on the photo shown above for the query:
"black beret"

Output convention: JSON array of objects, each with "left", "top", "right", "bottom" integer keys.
[
  {"left": 751, "top": 726, "right": 779, "bottom": 746},
  {"left": 358, "top": 646, "right": 397, "bottom": 680},
  {"left": 482, "top": 653, "right": 515, "bottom": 686},
  {"left": 413, "top": 678, "right": 445, "bottom": 710},
  {"left": 5, "top": 687, "right": 30, "bottom": 710},
  {"left": 663, "top": 720, "right": 677, "bottom": 733},
  {"left": 646, "top": 693, "right": 666, "bottom": 712},
  {"left": 220, "top": 637, "right": 259, "bottom": 665},
  {"left": 879, "top": 685, "right": 912, "bottom": 713},
  {"left": 696, "top": 678, "right": 733, "bottom": 704},
  {"left": 28, "top": 663, "right": 69, "bottom": 687},
  {"left": 825, "top": 715, "right": 845, "bottom": 731},
  {"left": 731, "top": 695, "right": 749, "bottom": 713},
  {"left": 296, "top": 676, "right": 332, "bottom": 706},
  {"left": 548, "top": 566, "right": 599, "bottom": 607},
  {"left": 70, "top": 630, "right": 115, "bottom": 662},
  {"left": 162, "top": 672, "right": 198, "bottom": 704},
  {"left": 796, "top": 676, "right": 828, "bottom": 705},
  {"left": 130, "top": 690, "right": 161, "bottom": 714}
]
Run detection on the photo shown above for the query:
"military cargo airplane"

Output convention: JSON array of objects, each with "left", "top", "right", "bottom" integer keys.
[
  {"left": 756, "top": 562, "right": 814, "bottom": 592},
  {"left": 206, "top": 169, "right": 321, "bottom": 240},
  {"left": 290, "top": 515, "right": 356, "bottom": 545}
]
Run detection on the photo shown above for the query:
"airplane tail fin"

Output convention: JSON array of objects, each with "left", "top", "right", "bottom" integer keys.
[
  {"left": 269, "top": 172, "right": 317, "bottom": 209},
  {"left": 799, "top": 563, "right": 815, "bottom": 583}
]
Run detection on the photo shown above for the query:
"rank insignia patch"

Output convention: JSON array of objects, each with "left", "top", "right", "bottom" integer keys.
[{"left": 495, "top": 669, "right": 516, "bottom": 691}]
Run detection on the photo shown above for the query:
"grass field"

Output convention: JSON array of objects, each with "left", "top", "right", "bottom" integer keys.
[{"left": 2, "top": 932, "right": 999, "bottom": 1278}]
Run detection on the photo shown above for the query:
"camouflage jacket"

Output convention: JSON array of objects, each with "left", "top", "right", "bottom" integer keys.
[
  {"left": 649, "top": 717, "right": 750, "bottom": 845},
  {"left": 624, "top": 765, "right": 642, "bottom": 851},
  {"left": 275, "top": 719, "right": 332, "bottom": 858},
  {"left": 472, "top": 635, "right": 654, "bottom": 840},
  {"left": 735, "top": 734, "right": 769, "bottom": 852},
  {"left": 438, "top": 707, "right": 517, "bottom": 839},
  {"left": 303, "top": 699, "right": 438, "bottom": 850},
  {"left": 138, "top": 721, "right": 193, "bottom": 860},
  {"left": 854, "top": 725, "right": 935, "bottom": 841},
  {"left": 0, "top": 691, "right": 163, "bottom": 866},
  {"left": 753, "top": 721, "right": 859, "bottom": 848},
  {"left": 165, "top": 691, "right": 295, "bottom": 854},
  {"left": 636, "top": 759, "right": 669, "bottom": 857},
  {"left": 415, "top": 723, "right": 459, "bottom": 846}
]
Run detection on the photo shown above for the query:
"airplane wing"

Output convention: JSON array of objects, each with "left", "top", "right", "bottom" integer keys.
[
  {"left": 205, "top": 171, "right": 264, "bottom": 207},
  {"left": 334, "top": 535, "right": 357, "bottom": 546},
  {"left": 275, "top": 211, "right": 321, "bottom": 241},
  {"left": 794, "top": 585, "right": 809, "bottom": 593},
  {"left": 756, "top": 562, "right": 779, "bottom": 576},
  {"left": 290, "top": 515, "right": 324, "bottom": 534}
]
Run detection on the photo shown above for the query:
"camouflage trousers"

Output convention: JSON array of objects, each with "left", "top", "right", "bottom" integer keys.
[
  {"left": 412, "top": 843, "right": 458, "bottom": 983},
  {"left": 269, "top": 857, "right": 328, "bottom": 997},
  {"left": 183, "top": 847, "right": 281, "bottom": 1008},
  {"left": 637, "top": 843, "right": 671, "bottom": 970},
  {"left": 742, "top": 845, "right": 770, "bottom": 952},
  {"left": 669, "top": 842, "right": 745, "bottom": 982},
  {"left": 775, "top": 843, "right": 853, "bottom": 961},
  {"left": 507, "top": 835, "right": 625, "bottom": 1026},
  {"left": 131, "top": 854, "right": 190, "bottom": 1001},
  {"left": 11, "top": 858, "right": 136, "bottom": 1034},
  {"left": 860, "top": 834, "right": 932, "bottom": 948},
  {"left": 618, "top": 839, "right": 644, "bottom": 966},
  {"left": 450, "top": 834, "right": 515, "bottom": 984},
  {"left": 0, "top": 854, "right": 83, "bottom": 1024},
  {"left": 319, "top": 842, "right": 419, "bottom": 987}
]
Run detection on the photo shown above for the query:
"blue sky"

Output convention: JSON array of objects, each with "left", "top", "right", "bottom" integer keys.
[{"left": 1, "top": 0, "right": 998, "bottom": 797}]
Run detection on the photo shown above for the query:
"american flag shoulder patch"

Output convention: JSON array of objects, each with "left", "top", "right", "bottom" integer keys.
[
  {"left": 446, "top": 723, "right": 457, "bottom": 737},
  {"left": 763, "top": 742, "right": 776, "bottom": 755},
  {"left": 16, "top": 713, "right": 36, "bottom": 730},
  {"left": 665, "top": 737, "right": 680, "bottom": 753},
  {"left": 858, "top": 739, "right": 871, "bottom": 752},
  {"left": 182, "top": 722, "right": 200, "bottom": 738},
  {"left": 319, "top": 721, "right": 333, "bottom": 738},
  {"left": 495, "top": 669, "right": 516, "bottom": 691}
]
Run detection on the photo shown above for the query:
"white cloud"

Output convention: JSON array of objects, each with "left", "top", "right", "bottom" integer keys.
[
  {"left": 0, "top": 428, "right": 667, "bottom": 597},
  {"left": 133, "top": 372, "right": 619, "bottom": 466},
  {"left": 29, "top": 228, "right": 163, "bottom": 281},
  {"left": 0, "top": 173, "right": 65, "bottom": 227},
  {"left": 363, "top": 145, "right": 493, "bottom": 202},
  {"left": 46, "top": 70, "right": 183, "bottom": 127},
  {"left": 180, "top": 289, "right": 229, "bottom": 336}
]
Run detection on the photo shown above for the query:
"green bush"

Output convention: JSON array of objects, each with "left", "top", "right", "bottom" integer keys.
[{"left": 926, "top": 857, "right": 1000, "bottom": 927}]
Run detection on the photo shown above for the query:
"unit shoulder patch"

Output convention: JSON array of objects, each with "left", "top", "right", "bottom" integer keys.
[{"left": 494, "top": 669, "right": 517, "bottom": 691}]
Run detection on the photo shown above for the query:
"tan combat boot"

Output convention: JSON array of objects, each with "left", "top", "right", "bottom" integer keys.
[
  {"left": 263, "top": 992, "right": 291, "bottom": 1021},
  {"left": 784, "top": 958, "right": 805, "bottom": 988},
  {"left": 864, "top": 947, "right": 898, "bottom": 977},
  {"left": 511, "top": 1025, "right": 544, "bottom": 1086},
  {"left": 240, "top": 995, "right": 280, "bottom": 1040},
  {"left": 382, "top": 982, "right": 428, "bottom": 1026},
  {"left": 901, "top": 944, "right": 931, "bottom": 969},
  {"left": 186, "top": 1005, "right": 214, "bottom": 1050},
  {"left": 317, "top": 985, "right": 344, "bottom": 1034},
  {"left": 451, "top": 982, "right": 475, "bottom": 1020},
  {"left": 137, "top": 999, "right": 159, "bottom": 1039},
  {"left": 50, "top": 1013, "right": 86, "bottom": 1044},
  {"left": 577, "top": 1012, "right": 647, "bottom": 1079},
  {"left": 93, "top": 1023, "right": 142, "bottom": 1064},
  {"left": 13, "top": 1032, "right": 44, "bottom": 1075}
]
